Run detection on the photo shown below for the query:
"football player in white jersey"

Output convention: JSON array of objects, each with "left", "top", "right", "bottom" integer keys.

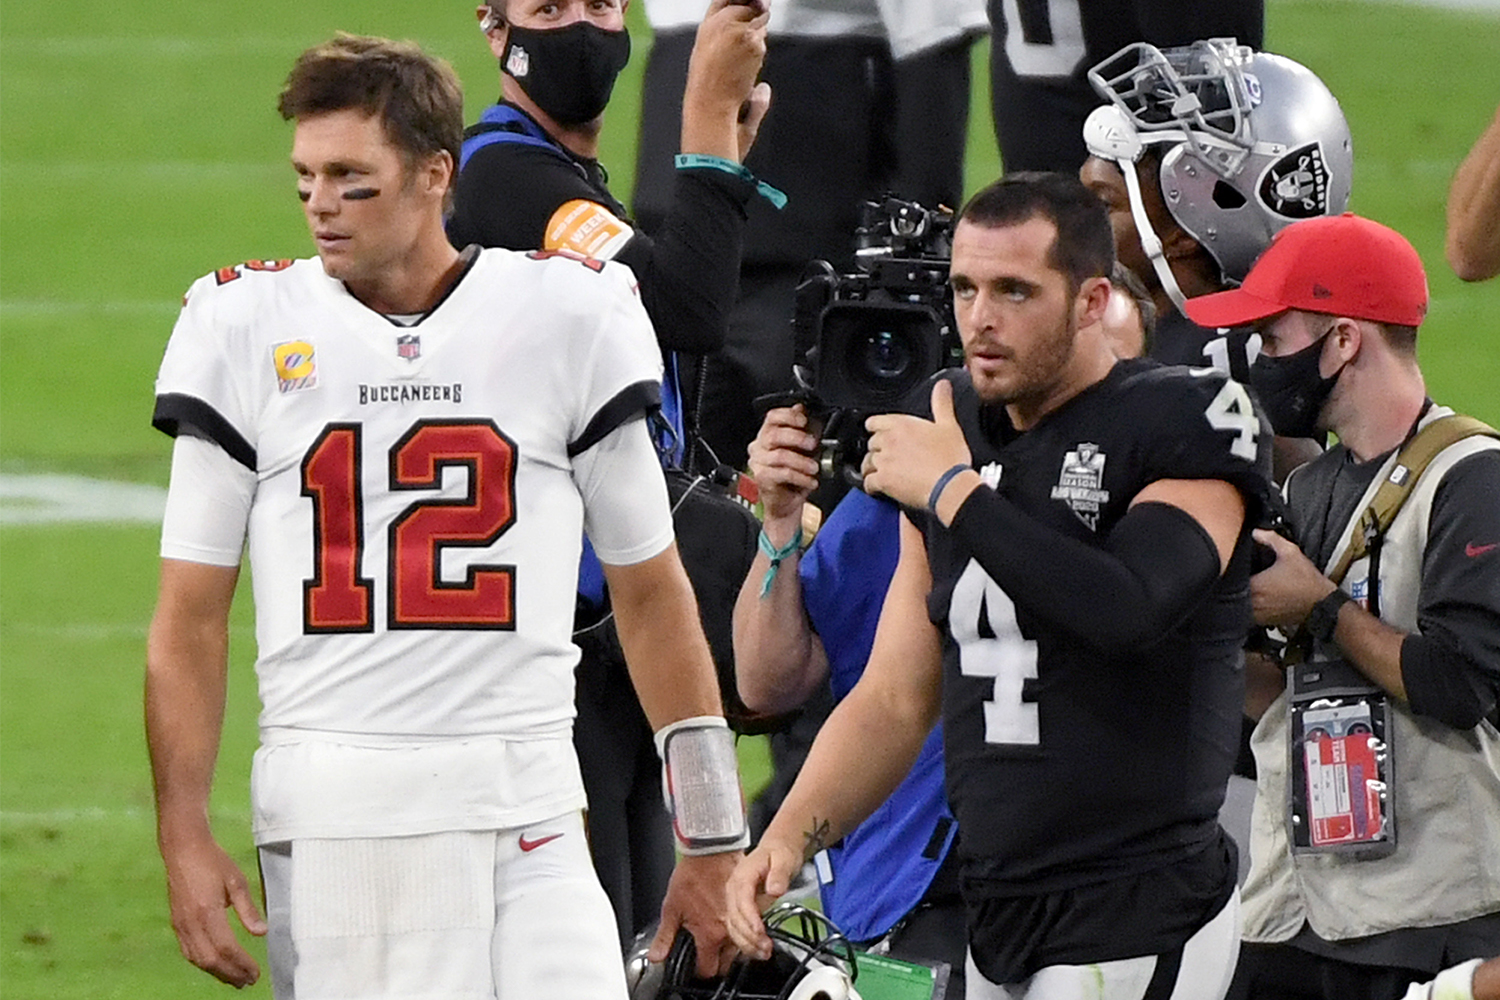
[{"left": 145, "top": 34, "right": 747, "bottom": 999}]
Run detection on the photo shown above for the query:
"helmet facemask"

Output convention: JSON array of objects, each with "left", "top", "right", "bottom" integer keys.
[
  {"left": 1084, "top": 38, "right": 1353, "bottom": 305},
  {"left": 626, "top": 903, "right": 861, "bottom": 1000}
]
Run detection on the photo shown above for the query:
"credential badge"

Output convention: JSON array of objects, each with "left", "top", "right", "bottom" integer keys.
[{"left": 1050, "top": 442, "right": 1110, "bottom": 530}]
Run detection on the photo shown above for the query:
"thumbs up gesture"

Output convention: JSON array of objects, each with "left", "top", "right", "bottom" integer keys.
[{"left": 862, "top": 378, "right": 974, "bottom": 516}]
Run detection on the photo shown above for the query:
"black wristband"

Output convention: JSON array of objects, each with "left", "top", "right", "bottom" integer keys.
[
  {"left": 927, "top": 464, "right": 971, "bottom": 515},
  {"left": 1307, "top": 588, "right": 1354, "bottom": 644}
]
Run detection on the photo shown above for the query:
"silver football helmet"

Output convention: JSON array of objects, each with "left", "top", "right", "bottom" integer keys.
[
  {"left": 1083, "top": 38, "right": 1352, "bottom": 307},
  {"left": 626, "top": 903, "right": 861, "bottom": 1000}
]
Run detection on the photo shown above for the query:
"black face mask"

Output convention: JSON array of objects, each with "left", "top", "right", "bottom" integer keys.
[
  {"left": 1248, "top": 330, "right": 1342, "bottom": 438},
  {"left": 502, "top": 21, "right": 631, "bottom": 126}
]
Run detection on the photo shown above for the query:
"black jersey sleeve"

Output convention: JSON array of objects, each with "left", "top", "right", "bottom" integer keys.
[
  {"left": 1401, "top": 450, "right": 1500, "bottom": 729},
  {"left": 449, "top": 141, "right": 753, "bottom": 356},
  {"left": 946, "top": 488, "right": 1223, "bottom": 656},
  {"left": 612, "top": 167, "right": 755, "bottom": 355},
  {"left": 1130, "top": 365, "right": 1276, "bottom": 524}
]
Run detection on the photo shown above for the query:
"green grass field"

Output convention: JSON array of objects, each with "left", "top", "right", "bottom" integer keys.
[{"left": 2, "top": 2, "right": 1497, "bottom": 996}]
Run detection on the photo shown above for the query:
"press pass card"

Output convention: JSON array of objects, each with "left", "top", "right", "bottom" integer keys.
[{"left": 1297, "top": 702, "right": 1386, "bottom": 848}]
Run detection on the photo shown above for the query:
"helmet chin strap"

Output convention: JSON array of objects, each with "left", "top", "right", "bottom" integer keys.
[
  {"left": 1117, "top": 160, "right": 1189, "bottom": 314},
  {"left": 1082, "top": 105, "right": 1190, "bottom": 314}
]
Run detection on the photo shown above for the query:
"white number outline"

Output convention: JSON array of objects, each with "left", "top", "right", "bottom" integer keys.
[
  {"left": 1200, "top": 331, "right": 1263, "bottom": 376},
  {"left": 1198, "top": 375, "right": 1261, "bottom": 462},
  {"left": 950, "top": 560, "right": 1040, "bottom": 746},
  {"left": 999, "top": 0, "right": 1087, "bottom": 79}
]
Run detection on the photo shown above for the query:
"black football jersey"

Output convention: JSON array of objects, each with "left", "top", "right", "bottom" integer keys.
[
  {"left": 923, "top": 358, "right": 1273, "bottom": 894},
  {"left": 1150, "top": 308, "right": 1260, "bottom": 383}
]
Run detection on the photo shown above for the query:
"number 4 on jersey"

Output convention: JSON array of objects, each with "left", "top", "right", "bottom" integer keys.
[
  {"left": 950, "top": 561, "right": 1041, "bottom": 747},
  {"left": 1200, "top": 376, "right": 1261, "bottom": 462}
]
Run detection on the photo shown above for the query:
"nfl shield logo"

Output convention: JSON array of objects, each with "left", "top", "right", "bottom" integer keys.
[{"left": 396, "top": 334, "right": 420, "bottom": 361}]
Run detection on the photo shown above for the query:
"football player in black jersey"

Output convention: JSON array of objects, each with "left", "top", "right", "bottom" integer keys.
[
  {"left": 1078, "top": 39, "right": 1351, "bottom": 381},
  {"left": 726, "top": 172, "right": 1273, "bottom": 1000}
]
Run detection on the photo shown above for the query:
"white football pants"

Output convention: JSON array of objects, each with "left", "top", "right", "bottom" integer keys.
[
  {"left": 965, "top": 889, "right": 1241, "bottom": 1000},
  {"left": 260, "top": 810, "right": 626, "bottom": 1000}
]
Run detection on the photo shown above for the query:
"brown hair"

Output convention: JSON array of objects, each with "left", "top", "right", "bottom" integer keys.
[
  {"left": 1378, "top": 323, "right": 1418, "bottom": 357},
  {"left": 278, "top": 33, "right": 463, "bottom": 173},
  {"left": 960, "top": 172, "right": 1117, "bottom": 294}
]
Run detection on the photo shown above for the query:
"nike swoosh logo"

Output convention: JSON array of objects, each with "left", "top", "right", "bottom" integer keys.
[
  {"left": 518, "top": 833, "right": 564, "bottom": 853},
  {"left": 1466, "top": 542, "right": 1498, "bottom": 558}
]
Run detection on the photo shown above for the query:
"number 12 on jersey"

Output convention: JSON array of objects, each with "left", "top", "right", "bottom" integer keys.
[
  {"left": 950, "top": 561, "right": 1041, "bottom": 747},
  {"left": 301, "top": 419, "right": 520, "bottom": 633}
]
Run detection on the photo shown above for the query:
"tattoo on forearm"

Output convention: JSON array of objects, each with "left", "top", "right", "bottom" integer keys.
[{"left": 802, "top": 818, "right": 831, "bottom": 862}]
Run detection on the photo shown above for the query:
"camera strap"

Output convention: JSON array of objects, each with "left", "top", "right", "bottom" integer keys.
[
  {"left": 1287, "top": 413, "right": 1498, "bottom": 657},
  {"left": 1325, "top": 413, "right": 1496, "bottom": 589}
]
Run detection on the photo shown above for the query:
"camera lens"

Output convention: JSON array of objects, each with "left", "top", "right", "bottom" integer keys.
[
  {"left": 857, "top": 329, "right": 914, "bottom": 382},
  {"left": 817, "top": 303, "right": 942, "bottom": 409}
]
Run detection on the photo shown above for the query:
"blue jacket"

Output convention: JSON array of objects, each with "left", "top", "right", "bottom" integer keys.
[{"left": 800, "top": 488, "right": 956, "bottom": 941}]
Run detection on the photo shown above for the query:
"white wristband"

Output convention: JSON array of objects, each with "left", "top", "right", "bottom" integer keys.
[
  {"left": 655, "top": 716, "right": 749, "bottom": 855},
  {"left": 1400, "top": 959, "right": 1481, "bottom": 1000}
]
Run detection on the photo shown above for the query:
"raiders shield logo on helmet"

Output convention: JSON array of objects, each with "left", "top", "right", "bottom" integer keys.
[{"left": 1259, "top": 143, "right": 1332, "bottom": 219}]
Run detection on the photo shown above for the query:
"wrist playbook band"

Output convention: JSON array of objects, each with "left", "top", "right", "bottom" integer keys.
[{"left": 655, "top": 716, "right": 749, "bottom": 855}]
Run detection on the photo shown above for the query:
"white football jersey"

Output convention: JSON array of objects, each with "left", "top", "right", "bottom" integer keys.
[{"left": 155, "top": 248, "right": 666, "bottom": 744}]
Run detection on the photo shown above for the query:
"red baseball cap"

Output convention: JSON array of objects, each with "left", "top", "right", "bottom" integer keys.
[{"left": 1183, "top": 213, "right": 1429, "bottom": 329}]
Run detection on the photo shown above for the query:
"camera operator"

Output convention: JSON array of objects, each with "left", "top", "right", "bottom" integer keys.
[
  {"left": 1182, "top": 214, "right": 1500, "bottom": 1000},
  {"left": 634, "top": 0, "right": 986, "bottom": 475},
  {"left": 450, "top": 0, "right": 772, "bottom": 416},
  {"left": 447, "top": 0, "right": 772, "bottom": 951},
  {"left": 738, "top": 398, "right": 964, "bottom": 996}
]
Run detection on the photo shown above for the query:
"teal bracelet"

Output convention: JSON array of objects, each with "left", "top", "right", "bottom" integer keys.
[
  {"left": 675, "top": 153, "right": 788, "bottom": 209},
  {"left": 927, "top": 463, "right": 971, "bottom": 515},
  {"left": 757, "top": 524, "right": 804, "bottom": 597}
]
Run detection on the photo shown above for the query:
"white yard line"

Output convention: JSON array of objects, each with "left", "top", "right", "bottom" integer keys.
[
  {"left": 1368, "top": 0, "right": 1500, "bottom": 8},
  {"left": 0, "top": 36, "right": 320, "bottom": 57},
  {"left": 0, "top": 474, "right": 166, "bottom": 525},
  {"left": 0, "top": 806, "right": 249, "bottom": 824},
  {"left": 4, "top": 622, "right": 150, "bottom": 640},
  {"left": 0, "top": 160, "right": 284, "bottom": 179},
  {"left": 0, "top": 300, "right": 180, "bottom": 318}
]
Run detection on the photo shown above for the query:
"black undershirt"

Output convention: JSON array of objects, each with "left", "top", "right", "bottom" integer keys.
[{"left": 447, "top": 102, "right": 755, "bottom": 356}]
